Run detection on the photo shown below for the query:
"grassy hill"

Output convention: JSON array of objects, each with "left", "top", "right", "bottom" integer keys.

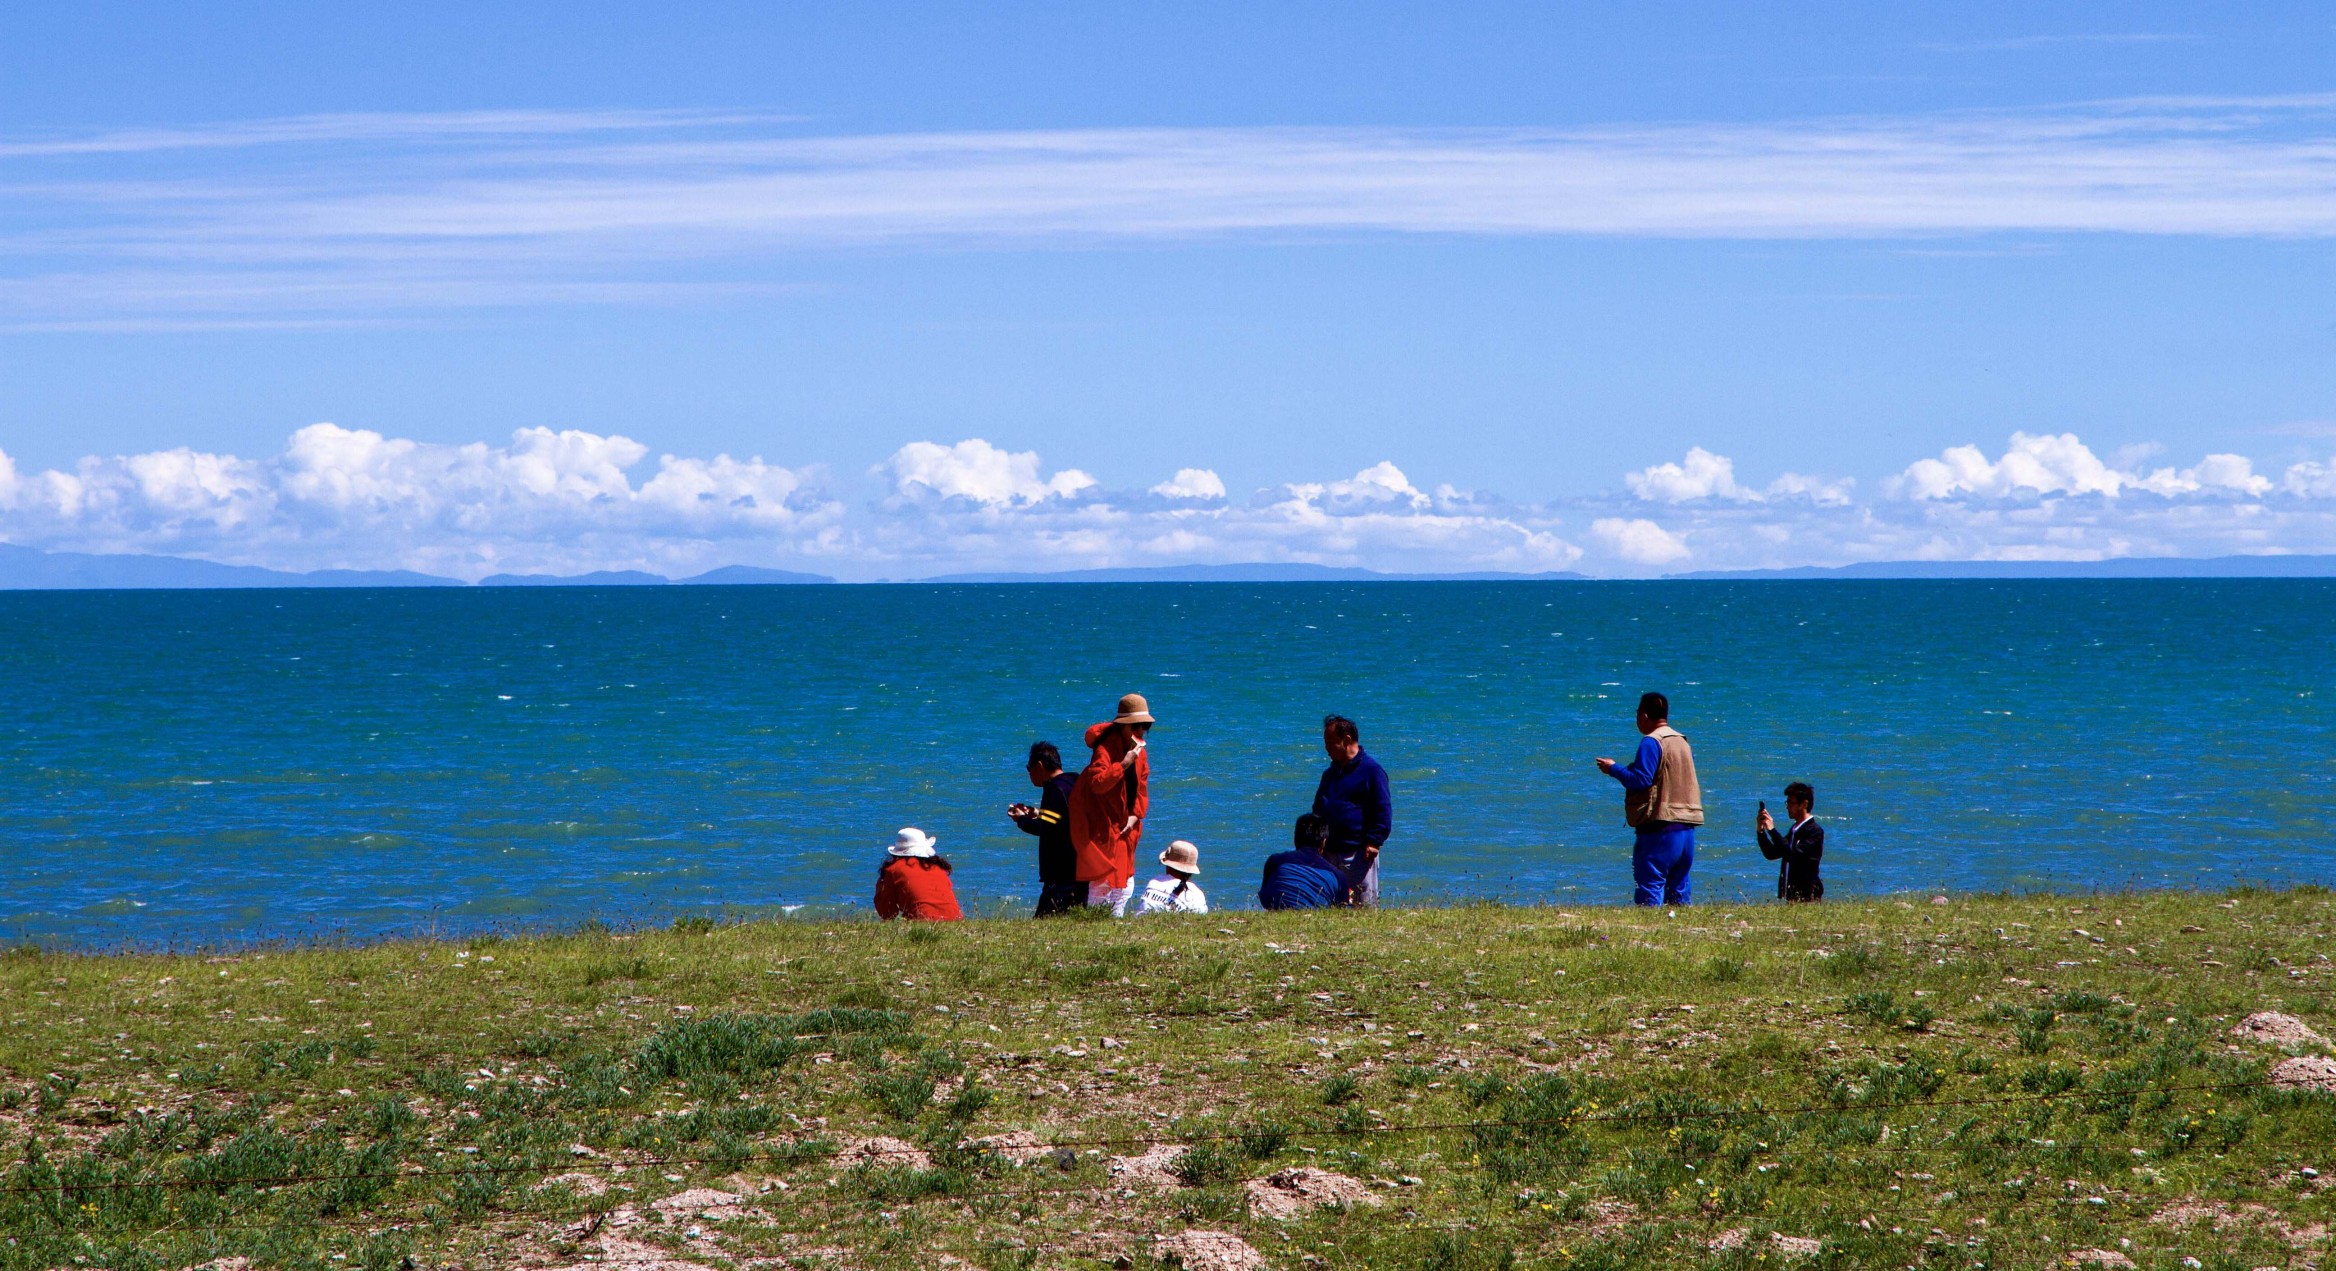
[{"left": 2, "top": 889, "right": 2332, "bottom": 1271}]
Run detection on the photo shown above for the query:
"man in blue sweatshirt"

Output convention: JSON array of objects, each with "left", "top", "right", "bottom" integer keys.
[
  {"left": 1259, "top": 814, "right": 1354, "bottom": 909},
  {"left": 1313, "top": 714, "right": 1392, "bottom": 906}
]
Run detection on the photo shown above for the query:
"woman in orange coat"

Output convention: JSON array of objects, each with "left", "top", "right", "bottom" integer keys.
[
  {"left": 1068, "top": 693, "right": 1153, "bottom": 916},
  {"left": 873, "top": 827, "right": 963, "bottom": 921}
]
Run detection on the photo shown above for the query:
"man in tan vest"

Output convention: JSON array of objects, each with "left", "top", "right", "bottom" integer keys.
[{"left": 1595, "top": 691, "right": 1703, "bottom": 906}]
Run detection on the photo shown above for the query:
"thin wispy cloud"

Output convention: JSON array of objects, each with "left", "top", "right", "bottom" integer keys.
[{"left": 5, "top": 96, "right": 2336, "bottom": 325}]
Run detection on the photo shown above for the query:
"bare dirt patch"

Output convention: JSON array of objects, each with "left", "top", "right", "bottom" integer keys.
[
  {"left": 835, "top": 1135, "right": 932, "bottom": 1171},
  {"left": 2152, "top": 1199, "right": 2326, "bottom": 1250},
  {"left": 1711, "top": 1231, "right": 1824, "bottom": 1257},
  {"left": 1109, "top": 1142, "right": 1189, "bottom": 1188},
  {"left": 1244, "top": 1167, "right": 1382, "bottom": 1220},
  {"left": 535, "top": 1171, "right": 610, "bottom": 1198},
  {"left": 2234, "top": 1012, "right": 2330, "bottom": 1051},
  {"left": 2271, "top": 1055, "right": 2336, "bottom": 1094},
  {"left": 1579, "top": 1199, "right": 1640, "bottom": 1237},
  {"left": 651, "top": 1188, "right": 746, "bottom": 1221},
  {"left": 971, "top": 1128, "right": 1053, "bottom": 1164},
  {"left": 1153, "top": 1229, "right": 1268, "bottom": 1271}
]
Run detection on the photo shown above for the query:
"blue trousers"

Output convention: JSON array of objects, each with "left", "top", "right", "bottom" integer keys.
[{"left": 1632, "top": 824, "right": 1695, "bottom": 906}]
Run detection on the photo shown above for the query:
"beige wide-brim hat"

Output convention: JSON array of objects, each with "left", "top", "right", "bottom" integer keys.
[
  {"left": 1114, "top": 693, "right": 1156, "bottom": 725},
  {"left": 1158, "top": 839, "right": 1200, "bottom": 874},
  {"left": 887, "top": 827, "right": 939, "bottom": 858}
]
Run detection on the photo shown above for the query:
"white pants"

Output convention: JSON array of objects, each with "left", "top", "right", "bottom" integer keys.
[{"left": 1086, "top": 882, "right": 1133, "bottom": 917}]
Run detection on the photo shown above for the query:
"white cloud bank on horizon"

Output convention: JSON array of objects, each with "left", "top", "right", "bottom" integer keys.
[
  {"left": 7, "top": 95, "right": 2336, "bottom": 324},
  {"left": 7, "top": 427, "right": 2336, "bottom": 578}
]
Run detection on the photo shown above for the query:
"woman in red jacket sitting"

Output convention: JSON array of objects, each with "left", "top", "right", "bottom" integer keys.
[{"left": 873, "top": 827, "right": 963, "bottom": 921}]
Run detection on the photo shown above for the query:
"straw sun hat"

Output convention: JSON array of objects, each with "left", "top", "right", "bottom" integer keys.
[
  {"left": 1114, "top": 693, "right": 1156, "bottom": 724},
  {"left": 887, "top": 827, "right": 939, "bottom": 858},
  {"left": 1157, "top": 840, "right": 1200, "bottom": 874}
]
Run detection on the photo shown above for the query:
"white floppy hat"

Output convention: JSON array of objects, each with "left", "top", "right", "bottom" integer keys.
[
  {"left": 887, "top": 827, "right": 939, "bottom": 858},
  {"left": 1158, "top": 839, "right": 1200, "bottom": 874}
]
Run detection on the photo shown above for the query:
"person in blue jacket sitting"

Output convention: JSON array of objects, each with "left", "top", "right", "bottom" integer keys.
[{"left": 1259, "top": 813, "right": 1357, "bottom": 909}]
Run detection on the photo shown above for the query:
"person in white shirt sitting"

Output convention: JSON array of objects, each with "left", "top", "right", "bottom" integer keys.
[{"left": 1132, "top": 840, "right": 1207, "bottom": 915}]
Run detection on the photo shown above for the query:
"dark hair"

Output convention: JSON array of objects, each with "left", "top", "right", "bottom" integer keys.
[
  {"left": 882, "top": 854, "right": 951, "bottom": 878},
  {"left": 1637, "top": 691, "right": 1669, "bottom": 721},
  {"left": 1322, "top": 714, "right": 1360, "bottom": 744},
  {"left": 1294, "top": 813, "right": 1330, "bottom": 851},
  {"left": 1027, "top": 741, "right": 1062, "bottom": 771},
  {"left": 1784, "top": 782, "right": 1815, "bottom": 809}
]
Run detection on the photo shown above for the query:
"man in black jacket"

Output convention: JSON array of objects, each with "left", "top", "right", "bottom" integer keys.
[
  {"left": 1009, "top": 741, "right": 1083, "bottom": 916},
  {"left": 1755, "top": 781, "right": 1824, "bottom": 902}
]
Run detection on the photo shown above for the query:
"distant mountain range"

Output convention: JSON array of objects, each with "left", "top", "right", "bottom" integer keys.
[
  {"left": 911, "top": 563, "right": 1590, "bottom": 583},
  {"left": 0, "top": 545, "right": 835, "bottom": 589},
  {"left": 6, "top": 542, "right": 2336, "bottom": 589}
]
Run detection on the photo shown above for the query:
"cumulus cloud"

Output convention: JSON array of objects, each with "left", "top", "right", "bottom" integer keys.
[
  {"left": 1626, "top": 447, "right": 1855, "bottom": 507},
  {"left": 1148, "top": 468, "right": 1227, "bottom": 501},
  {"left": 1626, "top": 448, "right": 1754, "bottom": 503},
  {"left": 0, "top": 424, "right": 839, "bottom": 578},
  {"left": 1891, "top": 432, "right": 2277, "bottom": 501},
  {"left": 1591, "top": 517, "right": 1691, "bottom": 565},
  {"left": 880, "top": 439, "right": 1096, "bottom": 506}
]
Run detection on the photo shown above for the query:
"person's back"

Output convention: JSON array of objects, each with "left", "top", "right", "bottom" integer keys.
[
  {"left": 873, "top": 827, "right": 963, "bottom": 922},
  {"left": 1258, "top": 814, "right": 1351, "bottom": 911},
  {"left": 1133, "top": 839, "right": 1208, "bottom": 915}
]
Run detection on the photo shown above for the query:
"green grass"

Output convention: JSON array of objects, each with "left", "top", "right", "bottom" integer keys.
[{"left": 0, "top": 888, "right": 2332, "bottom": 1270}]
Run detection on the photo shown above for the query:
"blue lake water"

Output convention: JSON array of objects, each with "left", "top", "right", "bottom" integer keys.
[{"left": 0, "top": 581, "right": 2327, "bottom": 947}]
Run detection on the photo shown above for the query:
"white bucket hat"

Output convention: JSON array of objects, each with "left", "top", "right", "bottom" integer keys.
[{"left": 887, "top": 827, "right": 939, "bottom": 858}]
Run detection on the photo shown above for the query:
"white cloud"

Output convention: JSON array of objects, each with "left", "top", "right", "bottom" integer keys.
[
  {"left": 881, "top": 439, "right": 1096, "bottom": 506},
  {"left": 1591, "top": 517, "right": 1691, "bottom": 565},
  {"left": 0, "top": 424, "right": 840, "bottom": 578},
  {"left": 1628, "top": 447, "right": 1855, "bottom": 506},
  {"left": 2283, "top": 455, "right": 2336, "bottom": 498},
  {"left": 1626, "top": 448, "right": 1754, "bottom": 503},
  {"left": 1763, "top": 472, "right": 1857, "bottom": 505},
  {"left": 1892, "top": 433, "right": 2279, "bottom": 502},
  {"left": 1893, "top": 432, "right": 2128, "bottom": 499},
  {"left": 9, "top": 426, "right": 2336, "bottom": 581},
  {"left": 9, "top": 95, "right": 2336, "bottom": 324},
  {"left": 2129, "top": 453, "right": 2273, "bottom": 497},
  {"left": 1149, "top": 468, "right": 1227, "bottom": 501}
]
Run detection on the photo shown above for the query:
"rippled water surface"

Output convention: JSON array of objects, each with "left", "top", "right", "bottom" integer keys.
[{"left": 0, "top": 581, "right": 2327, "bottom": 945}]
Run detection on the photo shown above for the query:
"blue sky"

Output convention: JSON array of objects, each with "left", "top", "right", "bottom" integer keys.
[{"left": 1, "top": 2, "right": 2333, "bottom": 579}]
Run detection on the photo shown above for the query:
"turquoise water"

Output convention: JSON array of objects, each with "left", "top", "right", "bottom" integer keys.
[{"left": 0, "top": 581, "right": 2327, "bottom": 946}]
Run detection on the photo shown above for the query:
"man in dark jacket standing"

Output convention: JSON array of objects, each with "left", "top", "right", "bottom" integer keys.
[
  {"left": 1313, "top": 714, "right": 1392, "bottom": 906},
  {"left": 1756, "top": 781, "right": 1824, "bottom": 902},
  {"left": 1008, "top": 741, "right": 1083, "bottom": 916}
]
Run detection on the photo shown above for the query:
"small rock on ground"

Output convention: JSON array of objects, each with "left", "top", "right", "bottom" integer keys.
[
  {"left": 1244, "top": 1167, "right": 1383, "bottom": 1220},
  {"left": 1154, "top": 1229, "right": 1268, "bottom": 1271},
  {"left": 2271, "top": 1055, "right": 2336, "bottom": 1094},
  {"left": 2068, "top": 1250, "right": 2136, "bottom": 1269},
  {"left": 1772, "top": 1234, "right": 1824, "bottom": 1257},
  {"left": 2233, "top": 1012, "right": 2330, "bottom": 1051}
]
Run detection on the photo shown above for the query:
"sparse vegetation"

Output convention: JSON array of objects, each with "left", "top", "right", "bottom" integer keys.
[{"left": 0, "top": 890, "right": 2331, "bottom": 1269}]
